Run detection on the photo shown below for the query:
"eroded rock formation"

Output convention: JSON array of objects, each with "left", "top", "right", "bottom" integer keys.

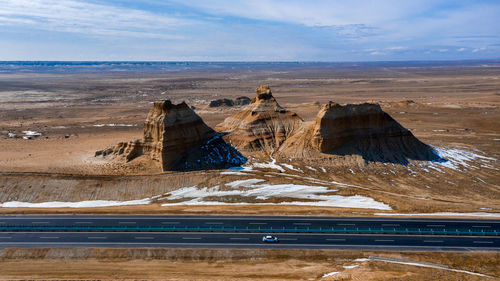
[
  {"left": 96, "top": 100, "right": 246, "bottom": 171},
  {"left": 234, "top": 96, "right": 251, "bottom": 106},
  {"left": 209, "top": 98, "right": 234, "bottom": 107},
  {"left": 216, "top": 86, "right": 303, "bottom": 152},
  {"left": 281, "top": 101, "right": 443, "bottom": 164}
]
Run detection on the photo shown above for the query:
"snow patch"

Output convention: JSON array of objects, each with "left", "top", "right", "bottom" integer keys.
[
  {"left": 93, "top": 123, "right": 136, "bottom": 127},
  {"left": 322, "top": 271, "right": 339, "bottom": 277},
  {"left": 250, "top": 157, "right": 285, "bottom": 172},
  {"left": 427, "top": 147, "right": 497, "bottom": 172},
  {"left": 375, "top": 212, "right": 500, "bottom": 218},
  {"left": 22, "top": 130, "right": 41, "bottom": 136},
  {"left": 343, "top": 265, "right": 358, "bottom": 269},
  {"left": 305, "top": 166, "right": 317, "bottom": 171},
  {"left": 0, "top": 198, "right": 151, "bottom": 208},
  {"left": 225, "top": 179, "right": 265, "bottom": 187},
  {"left": 282, "top": 163, "right": 303, "bottom": 172},
  {"left": 162, "top": 181, "right": 391, "bottom": 210}
]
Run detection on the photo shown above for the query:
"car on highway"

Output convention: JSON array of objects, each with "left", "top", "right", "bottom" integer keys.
[{"left": 262, "top": 235, "right": 279, "bottom": 243}]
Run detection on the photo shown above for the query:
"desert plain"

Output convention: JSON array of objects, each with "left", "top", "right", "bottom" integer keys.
[{"left": 0, "top": 61, "right": 499, "bottom": 279}]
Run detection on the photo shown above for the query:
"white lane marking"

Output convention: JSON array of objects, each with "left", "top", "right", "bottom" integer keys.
[
  {"left": 374, "top": 239, "right": 394, "bottom": 242},
  {"left": 134, "top": 237, "right": 154, "bottom": 240},
  {"left": 382, "top": 224, "right": 400, "bottom": 226},
  {"left": 39, "top": 236, "right": 59, "bottom": 239},
  {"left": 249, "top": 222, "right": 267, "bottom": 225},
  {"left": 118, "top": 222, "right": 136, "bottom": 224},
  {"left": 326, "top": 238, "right": 346, "bottom": 241},
  {"left": 229, "top": 238, "right": 249, "bottom": 240},
  {"left": 280, "top": 238, "right": 298, "bottom": 241},
  {"left": 293, "top": 223, "right": 311, "bottom": 225},
  {"left": 0, "top": 236, "right": 11, "bottom": 239},
  {"left": 472, "top": 225, "right": 490, "bottom": 228},
  {"left": 338, "top": 223, "right": 355, "bottom": 226},
  {"left": 205, "top": 222, "right": 223, "bottom": 225},
  {"left": 161, "top": 222, "right": 180, "bottom": 224},
  {"left": 32, "top": 222, "right": 49, "bottom": 224},
  {"left": 473, "top": 241, "right": 493, "bottom": 244},
  {"left": 423, "top": 240, "right": 443, "bottom": 243},
  {"left": 426, "top": 225, "right": 445, "bottom": 227},
  {"left": 75, "top": 222, "right": 93, "bottom": 224},
  {"left": 88, "top": 237, "right": 107, "bottom": 239},
  {"left": 182, "top": 237, "right": 202, "bottom": 240}
]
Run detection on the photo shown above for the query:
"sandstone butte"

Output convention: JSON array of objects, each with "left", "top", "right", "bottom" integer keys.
[
  {"left": 216, "top": 85, "right": 303, "bottom": 152},
  {"left": 96, "top": 86, "right": 445, "bottom": 172},
  {"left": 95, "top": 100, "right": 246, "bottom": 171},
  {"left": 279, "top": 101, "right": 445, "bottom": 165}
]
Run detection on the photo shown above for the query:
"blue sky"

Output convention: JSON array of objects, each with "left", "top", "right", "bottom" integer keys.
[{"left": 0, "top": 0, "right": 499, "bottom": 61}]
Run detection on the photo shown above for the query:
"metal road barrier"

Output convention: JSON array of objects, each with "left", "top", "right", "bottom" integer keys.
[{"left": 0, "top": 225, "right": 498, "bottom": 236}]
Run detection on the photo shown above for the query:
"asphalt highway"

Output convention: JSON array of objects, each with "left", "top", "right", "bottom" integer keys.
[{"left": 0, "top": 216, "right": 498, "bottom": 250}]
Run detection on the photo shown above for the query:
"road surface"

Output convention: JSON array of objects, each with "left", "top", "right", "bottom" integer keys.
[{"left": 0, "top": 215, "right": 498, "bottom": 250}]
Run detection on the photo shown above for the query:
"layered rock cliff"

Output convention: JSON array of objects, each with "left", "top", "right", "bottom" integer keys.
[
  {"left": 216, "top": 86, "right": 303, "bottom": 152},
  {"left": 96, "top": 100, "right": 246, "bottom": 171},
  {"left": 280, "top": 102, "right": 444, "bottom": 165}
]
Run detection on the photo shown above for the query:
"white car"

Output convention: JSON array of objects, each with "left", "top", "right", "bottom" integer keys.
[{"left": 262, "top": 235, "right": 279, "bottom": 243}]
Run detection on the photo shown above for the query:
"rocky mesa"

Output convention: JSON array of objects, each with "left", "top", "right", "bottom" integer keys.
[
  {"left": 96, "top": 100, "right": 246, "bottom": 171},
  {"left": 97, "top": 87, "right": 445, "bottom": 172},
  {"left": 216, "top": 85, "right": 303, "bottom": 152},
  {"left": 280, "top": 101, "right": 444, "bottom": 165}
]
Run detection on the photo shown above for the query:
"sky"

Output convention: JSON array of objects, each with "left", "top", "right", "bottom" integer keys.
[{"left": 0, "top": 0, "right": 499, "bottom": 61}]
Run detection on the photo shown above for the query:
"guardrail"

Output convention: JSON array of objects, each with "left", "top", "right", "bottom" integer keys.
[{"left": 0, "top": 225, "right": 498, "bottom": 236}]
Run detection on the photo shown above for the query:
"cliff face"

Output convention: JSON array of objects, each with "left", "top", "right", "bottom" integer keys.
[
  {"left": 217, "top": 86, "right": 303, "bottom": 152},
  {"left": 96, "top": 100, "right": 246, "bottom": 171},
  {"left": 281, "top": 102, "right": 443, "bottom": 165},
  {"left": 142, "top": 100, "right": 218, "bottom": 170}
]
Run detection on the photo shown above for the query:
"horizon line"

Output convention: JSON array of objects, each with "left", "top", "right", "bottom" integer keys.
[{"left": 1, "top": 59, "right": 500, "bottom": 63}]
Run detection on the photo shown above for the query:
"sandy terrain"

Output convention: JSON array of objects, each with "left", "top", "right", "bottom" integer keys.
[
  {"left": 0, "top": 248, "right": 498, "bottom": 280},
  {"left": 0, "top": 62, "right": 499, "bottom": 280},
  {"left": 0, "top": 62, "right": 499, "bottom": 215}
]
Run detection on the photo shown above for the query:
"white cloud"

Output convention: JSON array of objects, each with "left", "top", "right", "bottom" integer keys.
[
  {"left": 173, "top": 0, "right": 439, "bottom": 27},
  {"left": 472, "top": 47, "right": 486, "bottom": 53},
  {"left": 457, "top": 47, "right": 466, "bottom": 52},
  {"left": 0, "top": 0, "right": 193, "bottom": 38},
  {"left": 370, "top": 51, "right": 385, "bottom": 55},
  {"left": 386, "top": 46, "right": 407, "bottom": 51}
]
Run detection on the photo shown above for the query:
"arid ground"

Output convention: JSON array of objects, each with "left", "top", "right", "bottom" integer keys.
[
  {"left": 0, "top": 62, "right": 499, "bottom": 280},
  {"left": 0, "top": 62, "right": 498, "bottom": 215}
]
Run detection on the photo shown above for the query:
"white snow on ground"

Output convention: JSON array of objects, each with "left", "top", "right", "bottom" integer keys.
[
  {"left": 93, "top": 123, "right": 136, "bottom": 127},
  {"left": 162, "top": 180, "right": 391, "bottom": 210},
  {"left": 0, "top": 198, "right": 151, "bottom": 208},
  {"left": 282, "top": 163, "right": 303, "bottom": 173},
  {"left": 306, "top": 166, "right": 317, "bottom": 171},
  {"left": 22, "top": 130, "right": 41, "bottom": 136},
  {"left": 225, "top": 179, "right": 265, "bottom": 187},
  {"left": 353, "top": 258, "right": 370, "bottom": 262},
  {"left": 321, "top": 271, "right": 339, "bottom": 278},
  {"left": 375, "top": 212, "right": 500, "bottom": 218},
  {"left": 250, "top": 157, "right": 285, "bottom": 172},
  {"left": 343, "top": 265, "right": 359, "bottom": 269},
  {"left": 427, "top": 147, "right": 498, "bottom": 172}
]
